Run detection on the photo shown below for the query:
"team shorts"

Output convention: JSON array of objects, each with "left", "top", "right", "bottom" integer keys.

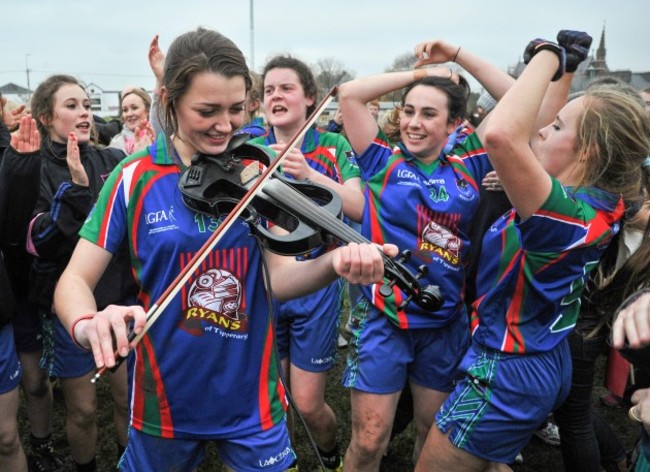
[
  {"left": 275, "top": 279, "right": 343, "bottom": 372},
  {"left": 11, "top": 299, "right": 43, "bottom": 353},
  {"left": 40, "top": 311, "right": 95, "bottom": 378},
  {"left": 118, "top": 419, "right": 296, "bottom": 472},
  {"left": 435, "top": 339, "right": 571, "bottom": 463},
  {"left": 343, "top": 298, "right": 469, "bottom": 393},
  {"left": 0, "top": 322, "right": 22, "bottom": 394}
]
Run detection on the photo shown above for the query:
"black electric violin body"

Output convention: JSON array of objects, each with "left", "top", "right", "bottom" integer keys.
[{"left": 178, "top": 135, "right": 443, "bottom": 312}]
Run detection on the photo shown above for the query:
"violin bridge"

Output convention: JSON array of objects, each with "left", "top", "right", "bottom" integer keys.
[{"left": 240, "top": 162, "right": 262, "bottom": 186}]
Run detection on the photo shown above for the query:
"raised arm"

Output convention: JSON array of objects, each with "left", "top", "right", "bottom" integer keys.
[
  {"left": 338, "top": 67, "right": 453, "bottom": 156},
  {"left": 147, "top": 34, "right": 165, "bottom": 137},
  {"left": 483, "top": 44, "right": 565, "bottom": 219},
  {"left": 533, "top": 31, "right": 592, "bottom": 135},
  {"left": 415, "top": 39, "right": 514, "bottom": 107}
]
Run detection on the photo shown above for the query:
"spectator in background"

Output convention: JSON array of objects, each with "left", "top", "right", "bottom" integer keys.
[
  {"left": 1, "top": 110, "right": 63, "bottom": 469},
  {"left": 4, "top": 75, "right": 138, "bottom": 471},
  {"left": 237, "top": 71, "right": 267, "bottom": 137},
  {"left": 0, "top": 97, "right": 28, "bottom": 472},
  {"left": 367, "top": 99, "right": 380, "bottom": 121},
  {"left": 612, "top": 290, "right": 650, "bottom": 470},
  {"left": 326, "top": 107, "right": 344, "bottom": 134},
  {"left": 109, "top": 88, "right": 154, "bottom": 155}
]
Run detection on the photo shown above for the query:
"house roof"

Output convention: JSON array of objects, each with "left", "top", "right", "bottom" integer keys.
[{"left": 0, "top": 82, "right": 30, "bottom": 94}]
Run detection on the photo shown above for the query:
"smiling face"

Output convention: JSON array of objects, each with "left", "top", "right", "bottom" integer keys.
[
  {"left": 534, "top": 96, "right": 584, "bottom": 183},
  {"left": 263, "top": 67, "right": 314, "bottom": 131},
  {"left": 121, "top": 93, "right": 149, "bottom": 131},
  {"left": 399, "top": 84, "right": 456, "bottom": 163},
  {"left": 43, "top": 83, "right": 93, "bottom": 144},
  {"left": 171, "top": 71, "right": 247, "bottom": 161}
]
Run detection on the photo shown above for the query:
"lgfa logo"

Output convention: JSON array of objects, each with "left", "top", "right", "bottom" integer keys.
[{"left": 145, "top": 206, "right": 177, "bottom": 224}]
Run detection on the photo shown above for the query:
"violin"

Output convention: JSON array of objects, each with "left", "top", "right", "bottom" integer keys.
[{"left": 178, "top": 134, "right": 444, "bottom": 313}]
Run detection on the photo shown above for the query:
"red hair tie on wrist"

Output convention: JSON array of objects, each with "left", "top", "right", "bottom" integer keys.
[{"left": 70, "top": 314, "right": 95, "bottom": 351}]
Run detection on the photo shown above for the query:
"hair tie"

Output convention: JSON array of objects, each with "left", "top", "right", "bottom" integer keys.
[{"left": 643, "top": 156, "right": 650, "bottom": 168}]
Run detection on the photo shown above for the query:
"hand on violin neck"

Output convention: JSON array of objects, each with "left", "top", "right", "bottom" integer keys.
[{"left": 333, "top": 242, "right": 398, "bottom": 285}]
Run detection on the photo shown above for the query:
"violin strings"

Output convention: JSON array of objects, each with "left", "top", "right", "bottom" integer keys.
[{"left": 261, "top": 180, "right": 401, "bottom": 272}]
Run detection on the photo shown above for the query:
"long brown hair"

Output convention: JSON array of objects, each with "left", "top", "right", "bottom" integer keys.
[{"left": 159, "top": 27, "right": 251, "bottom": 143}]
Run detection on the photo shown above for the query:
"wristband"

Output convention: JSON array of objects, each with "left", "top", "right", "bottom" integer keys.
[
  {"left": 413, "top": 68, "right": 427, "bottom": 81},
  {"left": 70, "top": 314, "right": 95, "bottom": 351}
]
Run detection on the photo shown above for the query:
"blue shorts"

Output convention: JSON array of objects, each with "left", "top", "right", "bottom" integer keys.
[
  {"left": 40, "top": 312, "right": 95, "bottom": 378},
  {"left": 11, "top": 299, "right": 42, "bottom": 353},
  {"left": 0, "top": 323, "right": 22, "bottom": 393},
  {"left": 275, "top": 279, "right": 343, "bottom": 372},
  {"left": 119, "top": 419, "right": 295, "bottom": 472},
  {"left": 436, "top": 339, "right": 571, "bottom": 463},
  {"left": 343, "top": 299, "right": 469, "bottom": 393}
]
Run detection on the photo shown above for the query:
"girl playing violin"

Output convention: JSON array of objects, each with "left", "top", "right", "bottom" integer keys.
[{"left": 53, "top": 27, "right": 394, "bottom": 472}]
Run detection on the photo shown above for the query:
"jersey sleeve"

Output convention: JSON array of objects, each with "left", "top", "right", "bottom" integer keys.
[
  {"left": 331, "top": 133, "right": 360, "bottom": 181},
  {"left": 79, "top": 162, "right": 129, "bottom": 255},
  {"left": 355, "top": 129, "right": 394, "bottom": 181},
  {"left": 516, "top": 178, "right": 616, "bottom": 253},
  {"left": 449, "top": 130, "right": 492, "bottom": 185}
]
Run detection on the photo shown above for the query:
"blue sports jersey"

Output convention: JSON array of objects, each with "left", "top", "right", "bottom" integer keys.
[
  {"left": 79, "top": 137, "right": 287, "bottom": 439},
  {"left": 470, "top": 178, "right": 624, "bottom": 353},
  {"left": 357, "top": 129, "right": 492, "bottom": 329}
]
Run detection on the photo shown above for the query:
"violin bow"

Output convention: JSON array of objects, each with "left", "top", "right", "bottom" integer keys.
[{"left": 92, "top": 86, "right": 339, "bottom": 382}]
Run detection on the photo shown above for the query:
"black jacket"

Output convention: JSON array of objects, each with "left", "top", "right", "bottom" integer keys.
[
  {"left": 0, "top": 121, "right": 17, "bottom": 325},
  {"left": 26, "top": 139, "right": 137, "bottom": 311}
]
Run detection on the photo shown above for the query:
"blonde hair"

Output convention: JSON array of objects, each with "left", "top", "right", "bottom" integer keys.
[
  {"left": 580, "top": 86, "right": 650, "bottom": 328},
  {"left": 379, "top": 106, "right": 402, "bottom": 145},
  {"left": 120, "top": 88, "right": 152, "bottom": 115},
  {"left": 577, "top": 86, "right": 650, "bottom": 202}
]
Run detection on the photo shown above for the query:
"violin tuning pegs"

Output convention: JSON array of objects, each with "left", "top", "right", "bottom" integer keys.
[
  {"left": 379, "top": 283, "right": 394, "bottom": 298},
  {"left": 397, "top": 249, "right": 412, "bottom": 263},
  {"left": 417, "top": 285, "right": 444, "bottom": 312},
  {"left": 398, "top": 294, "right": 414, "bottom": 310},
  {"left": 417, "top": 265, "right": 428, "bottom": 278},
  {"left": 185, "top": 166, "right": 203, "bottom": 185}
]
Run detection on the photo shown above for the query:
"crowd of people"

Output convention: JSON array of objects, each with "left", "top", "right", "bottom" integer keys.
[{"left": 1, "top": 25, "right": 650, "bottom": 472}]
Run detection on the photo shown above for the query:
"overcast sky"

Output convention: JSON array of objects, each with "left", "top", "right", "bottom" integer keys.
[{"left": 2, "top": 0, "right": 648, "bottom": 95}]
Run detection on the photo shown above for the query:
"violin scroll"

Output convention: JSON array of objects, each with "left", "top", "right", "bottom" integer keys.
[{"left": 379, "top": 250, "right": 443, "bottom": 312}]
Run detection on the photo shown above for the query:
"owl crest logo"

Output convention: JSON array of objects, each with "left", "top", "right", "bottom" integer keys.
[
  {"left": 422, "top": 221, "right": 460, "bottom": 258},
  {"left": 187, "top": 268, "right": 242, "bottom": 319}
]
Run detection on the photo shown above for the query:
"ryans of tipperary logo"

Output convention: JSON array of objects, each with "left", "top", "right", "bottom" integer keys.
[
  {"left": 420, "top": 221, "right": 460, "bottom": 265},
  {"left": 145, "top": 205, "right": 179, "bottom": 234},
  {"left": 183, "top": 268, "right": 249, "bottom": 333}
]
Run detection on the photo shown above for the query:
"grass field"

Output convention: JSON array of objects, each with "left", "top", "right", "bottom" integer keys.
[{"left": 18, "top": 326, "right": 643, "bottom": 471}]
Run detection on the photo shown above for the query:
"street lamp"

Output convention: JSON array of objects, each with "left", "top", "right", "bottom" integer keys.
[
  {"left": 250, "top": 0, "right": 255, "bottom": 70},
  {"left": 25, "top": 54, "right": 31, "bottom": 102}
]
